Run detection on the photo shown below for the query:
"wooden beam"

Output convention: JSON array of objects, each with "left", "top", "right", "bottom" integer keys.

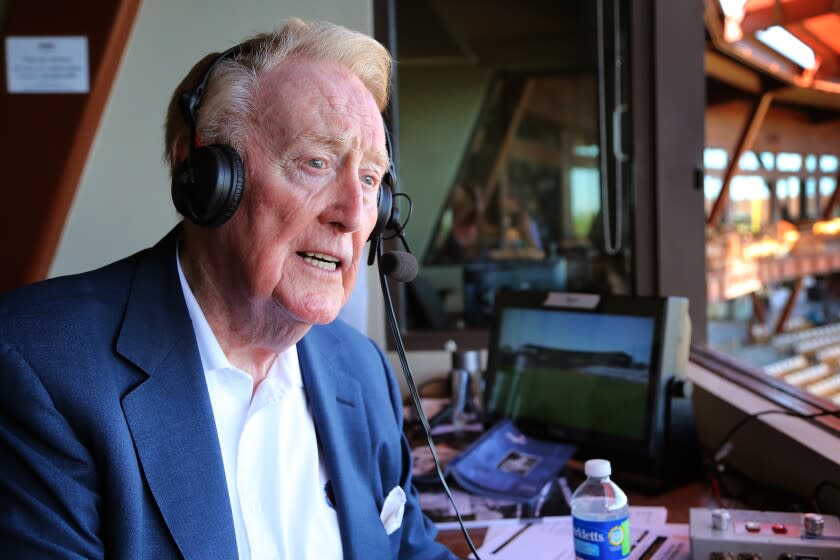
[
  {"left": 705, "top": 48, "right": 763, "bottom": 94},
  {"left": 27, "top": 0, "right": 142, "bottom": 285},
  {"left": 0, "top": 0, "right": 142, "bottom": 292},
  {"left": 707, "top": 91, "right": 774, "bottom": 227},
  {"left": 740, "top": 0, "right": 835, "bottom": 35},
  {"left": 821, "top": 169, "right": 840, "bottom": 220},
  {"left": 485, "top": 79, "right": 535, "bottom": 215},
  {"left": 751, "top": 291, "right": 767, "bottom": 325},
  {"left": 774, "top": 277, "right": 805, "bottom": 335}
]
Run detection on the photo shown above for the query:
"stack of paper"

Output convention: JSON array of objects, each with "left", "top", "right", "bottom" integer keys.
[{"left": 470, "top": 507, "right": 690, "bottom": 560}]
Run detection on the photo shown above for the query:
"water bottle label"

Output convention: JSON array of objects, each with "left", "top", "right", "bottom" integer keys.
[{"left": 572, "top": 515, "right": 629, "bottom": 560}]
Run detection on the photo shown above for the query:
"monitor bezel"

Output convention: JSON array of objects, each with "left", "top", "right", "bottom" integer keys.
[{"left": 483, "top": 289, "right": 671, "bottom": 465}]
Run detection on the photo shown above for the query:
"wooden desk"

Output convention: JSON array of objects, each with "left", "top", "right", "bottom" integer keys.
[{"left": 435, "top": 479, "right": 720, "bottom": 558}]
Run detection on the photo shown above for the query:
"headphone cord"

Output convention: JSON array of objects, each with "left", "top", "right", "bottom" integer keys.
[
  {"left": 383, "top": 192, "right": 414, "bottom": 244},
  {"left": 376, "top": 241, "right": 482, "bottom": 559}
]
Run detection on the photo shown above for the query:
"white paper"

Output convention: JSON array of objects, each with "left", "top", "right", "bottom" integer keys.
[
  {"left": 469, "top": 507, "right": 689, "bottom": 560},
  {"left": 631, "top": 524, "right": 690, "bottom": 560},
  {"left": 6, "top": 36, "right": 89, "bottom": 93},
  {"left": 628, "top": 506, "right": 669, "bottom": 527}
]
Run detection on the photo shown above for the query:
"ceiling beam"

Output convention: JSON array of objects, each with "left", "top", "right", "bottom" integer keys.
[
  {"left": 705, "top": 48, "right": 763, "bottom": 93},
  {"left": 740, "top": 0, "right": 837, "bottom": 35}
]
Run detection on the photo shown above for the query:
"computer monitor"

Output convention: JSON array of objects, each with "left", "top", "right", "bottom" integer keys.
[{"left": 483, "top": 290, "right": 696, "bottom": 486}]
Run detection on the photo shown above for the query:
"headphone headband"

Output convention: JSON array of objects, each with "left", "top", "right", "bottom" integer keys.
[
  {"left": 179, "top": 44, "right": 243, "bottom": 159},
  {"left": 171, "top": 44, "right": 247, "bottom": 227}
]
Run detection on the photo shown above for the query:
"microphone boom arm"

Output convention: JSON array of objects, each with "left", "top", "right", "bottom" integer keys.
[{"left": 375, "top": 241, "right": 481, "bottom": 558}]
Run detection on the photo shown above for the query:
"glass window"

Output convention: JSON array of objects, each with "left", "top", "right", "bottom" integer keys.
[
  {"left": 729, "top": 175, "right": 765, "bottom": 201},
  {"left": 821, "top": 155, "right": 839, "bottom": 173},
  {"left": 396, "top": 0, "right": 633, "bottom": 332},
  {"left": 704, "top": 176, "right": 723, "bottom": 199},
  {"left": 704, "top": 176, "right": 721, "bottom": 217},
  {"left": 739, "top": 151, "right": 759, "bottom": 170},
  {"left": 704, "top": 147, "right": 728, "bottom": 170},
  {"left": 777, "top": 152, "right": 802, "bottom": 172},
  {"left": 805, "top": 178, "right": 818, "bottom": 218},
  {"left": 760, "top": 151, "right": 775, "bottom": 170}
]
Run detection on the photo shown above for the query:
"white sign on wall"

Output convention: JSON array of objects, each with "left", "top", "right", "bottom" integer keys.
[{"left": 5, "top": 36, "right": 89, "bottom": 94}]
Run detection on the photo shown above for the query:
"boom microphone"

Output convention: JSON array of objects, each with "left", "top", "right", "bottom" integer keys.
[
  {"left": 380, "top": 251, "right": 418, "bottom": 283},
  {"left": 371, "top": 189, "right": 482, "bottom": 557}
]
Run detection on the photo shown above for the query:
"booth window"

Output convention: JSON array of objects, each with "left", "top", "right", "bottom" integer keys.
[{"left": 383, "top": 0, "right": 634, "bottom": 347}]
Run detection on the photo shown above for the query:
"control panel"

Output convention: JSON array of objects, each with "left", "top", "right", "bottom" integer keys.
[{"left": 689, "top": 508, "right": 840, "bottom": 560}]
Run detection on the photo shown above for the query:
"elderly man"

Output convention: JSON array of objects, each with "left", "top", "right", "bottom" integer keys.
[{"left": 0, "top": 18, "right": 455, "bottom": 560}]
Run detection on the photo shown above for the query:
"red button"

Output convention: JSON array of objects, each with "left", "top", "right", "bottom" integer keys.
[
  {"left": 772, "top": 523, "right": 787, "bottom": 534},
  {"left": 745, "top": 521, "right": 761, "bottom": 532}
]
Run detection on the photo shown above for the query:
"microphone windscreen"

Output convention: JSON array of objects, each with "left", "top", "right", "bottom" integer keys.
[{"left": 380, "top": 251, "right": 418, "bottom": 282}]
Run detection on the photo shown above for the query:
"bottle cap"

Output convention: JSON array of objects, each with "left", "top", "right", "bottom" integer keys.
[{"left": 584, "top": 459, "right": 611, "bottom": 478}]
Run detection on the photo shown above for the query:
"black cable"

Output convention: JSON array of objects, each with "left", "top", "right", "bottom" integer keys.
[
  {"left": 711, "top": 463, "right": 815, "bottom": 512},
  {"left": 812, "top": 479, "right": 840, "bottom": 513},
  {"left": 376, "top": 241, "right": 482, "bottom": 559},
  {"left": 710, "top": 407, "right": 840, "bottom": 511},
  {"left": 712, "top": 407, "right": 840, "bottom": 465},
  {"left": 383, "top": 192, "right": 413, "bottom": 242}
]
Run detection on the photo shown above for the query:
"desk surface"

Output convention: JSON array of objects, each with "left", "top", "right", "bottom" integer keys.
[
  {"left": 435, "top": 479, "right": 720, "bottom": 558},
  {"left": 406, "top": 397, "right": 721, "bottom": 557}
]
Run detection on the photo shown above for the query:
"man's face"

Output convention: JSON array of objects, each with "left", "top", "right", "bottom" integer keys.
[{"left": 211, "top": 57, "right": 387, "bottom": 328}]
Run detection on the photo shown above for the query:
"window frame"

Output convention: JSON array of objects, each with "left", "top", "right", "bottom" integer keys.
[{"left": 374, "top": 0, "right": 708, "bottom": 351}]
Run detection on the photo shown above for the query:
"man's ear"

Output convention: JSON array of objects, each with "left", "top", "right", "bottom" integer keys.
[{"left": 170, "top": 137, "right": 190, "bottom": 169}]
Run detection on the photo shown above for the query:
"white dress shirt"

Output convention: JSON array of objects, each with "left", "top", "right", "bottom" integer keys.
[{"left": 177, "top": 251, "right": 343, "bottom": 559}]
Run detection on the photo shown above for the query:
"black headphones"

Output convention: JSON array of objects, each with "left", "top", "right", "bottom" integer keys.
[{"left": 171, "top": 44, "right": 396, "bottom": 243}]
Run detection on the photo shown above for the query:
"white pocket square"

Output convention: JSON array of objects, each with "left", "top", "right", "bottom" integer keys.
[{"left": 380, "top": 486, "right": 406, "bottom": 535}]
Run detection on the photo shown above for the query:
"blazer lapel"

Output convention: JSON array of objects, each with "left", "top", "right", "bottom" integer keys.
[
  {"left": 117, "top": 229, "right": 237, "bottom": 560},
  {"left": 299, "top": 330, "right": 390, "bottom": 560}
]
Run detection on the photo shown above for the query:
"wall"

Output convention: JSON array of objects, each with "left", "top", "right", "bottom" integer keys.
[
  {"left": 1, "top": 0, "right": 140, "bottom": 292},
  {"left": 707, "top": 101, "right": 840, "bottom": 154},
  {"left": 50, "top": 0, "right": 373, "bottom": 279}
]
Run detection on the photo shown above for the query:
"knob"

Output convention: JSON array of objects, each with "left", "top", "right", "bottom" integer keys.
[
  {"left": 712, "top": 509, "right": 731, "bottom": 531},
  {"left": 803, "top": 513, "right": 824, "bottom": 537}
]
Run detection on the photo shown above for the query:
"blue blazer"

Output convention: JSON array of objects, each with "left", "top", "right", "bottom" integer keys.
[{"left": 0, "top": 228, "right": 454, "bottom": 559}]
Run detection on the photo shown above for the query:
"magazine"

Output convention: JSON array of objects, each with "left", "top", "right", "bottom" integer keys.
[{"left": 447, "top": 419, "right": 577, "bottom": 502}]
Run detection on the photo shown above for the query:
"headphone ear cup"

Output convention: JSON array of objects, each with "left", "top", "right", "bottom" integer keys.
[
  {"left": 210, "top": 144, "right": 245, "bottom": 226},
  {"left": 369, "top": 175, "right": 394, "bottom": 242},
  {"left": 171, "top": 143, "right": 245, "bottom": 227},
  {"left": 171, "top": 158, "right": 193, "bottom": 221}
]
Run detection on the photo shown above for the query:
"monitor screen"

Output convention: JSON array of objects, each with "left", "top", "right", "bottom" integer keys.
[{"left": 484, "top": 290, "right": 690, "bottom": 469}]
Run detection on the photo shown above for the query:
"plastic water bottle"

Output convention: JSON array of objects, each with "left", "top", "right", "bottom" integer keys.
[{"left": 570, "top": 459, "right": 630, "bottom": 560}]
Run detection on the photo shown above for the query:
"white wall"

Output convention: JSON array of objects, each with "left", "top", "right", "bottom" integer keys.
[
  {"left": 48, "top": 0, "right": 452, "bottom": 395},
  {"left": 50, "top": 0, "right": 372, "bottom": 277}
]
